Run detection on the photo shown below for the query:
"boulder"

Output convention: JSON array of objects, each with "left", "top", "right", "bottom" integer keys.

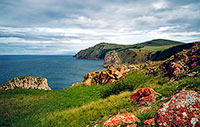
[
  {"left": 130, "top": 88, "right": 156, "bottom": 106},
  {"left": 103, "top": 113, "right": 140, "bottom": 127},
  {"left": 154, "top": 90, "right": 200, "bottom": 127},
  {"left": 0, "top": 76, "right": 51, "bottom": 90},
  {"left": 114, "top": 70, "right": 123, "bottom": 79},
  {"left": 144, "top": 118, "right": 155, "bottom": 126},
  {"left": 167, "top": 62, "right": 184, "bottom": 78}
]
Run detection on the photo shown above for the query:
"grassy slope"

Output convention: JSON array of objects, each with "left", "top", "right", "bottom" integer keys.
[
  {"left": 1, "top": 69, "right": 199, "bottom": 127},
  {"left": 151, "top": 42, "right": 195, "bottom": 61},
  {"left": 75, "top": 39, "right": 183, "bottom": 60},
  {"left": 39, "top": 73, "right": 200, "bottom": 127},
  {"left": 0, "top": 85, "right": 102, "bottom": 127},
  {"left": 140, "top": 44, "right": 178, "bottom": 51}
]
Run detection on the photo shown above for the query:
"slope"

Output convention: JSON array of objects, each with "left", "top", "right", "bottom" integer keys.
[{"left": 75, "top": 39, "right": 183, "bottom": 60}]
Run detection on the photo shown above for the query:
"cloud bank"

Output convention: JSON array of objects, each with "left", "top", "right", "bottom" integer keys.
[{"left": 0, "top": 0, "right": 200, "bottom": 54}]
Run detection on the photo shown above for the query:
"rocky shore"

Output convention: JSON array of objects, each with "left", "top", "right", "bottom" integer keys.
[{"left": 0, "top": 76, "right": 51, "bottom": 90}]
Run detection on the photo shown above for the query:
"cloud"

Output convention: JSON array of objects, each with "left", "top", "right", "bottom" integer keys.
[
  {"left": 152, "top": 0, "right": 169, "bottom": 10},
  {"left": 0, "top": 0, "right": 200, "bottom": 54}
]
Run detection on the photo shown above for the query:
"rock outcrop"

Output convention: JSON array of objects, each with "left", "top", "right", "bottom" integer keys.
[
  {"left": 103, "top": 113, "right": 140, "bottom": 127},
  {"left": 154, "top": 90, "right": 200, "bottom": 127},
  {"left": 144, "top": 118, "right": 155, "bottom": 126},
  {"left": 130, "top": 88, "right": 156, "bottom": 106},
  {"left": 71, "top": 65, "right": 132, "bottom": 87},
  {"left": 164, "top": 42, "right": 199, "bottom": 78},
  {"left": 104, "top": 50, "right": 122, "bottom": 67},
  {"left": 0, "top": 76, "right": 51, "bottom": 90}
]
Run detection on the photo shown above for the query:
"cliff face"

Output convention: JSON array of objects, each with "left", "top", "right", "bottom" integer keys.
[
  {"left": 0, "top": 76, "right": 51, "bottom": 90},
  {"left": 104, "top": 51, "right": 122, "bottom": 67},
  {"left": 104, "top": 49, "right": 154, "bottom": 67}
]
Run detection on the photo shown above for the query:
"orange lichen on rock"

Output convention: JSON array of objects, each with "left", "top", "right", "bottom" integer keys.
[
  {"left": 130, "top": 88, "right": 156, "bottom": 106},
  {"left": 103, "top": 113, "right": 140, "bottom": 127},
  {"left": 155, "top": 90, "right": 200, "bottom": 127},
  {"left": 144, "top": 118, "right": 155, "bottom": 126}
]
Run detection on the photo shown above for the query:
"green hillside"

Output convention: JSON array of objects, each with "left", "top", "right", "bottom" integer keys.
[
  {"left": 0, "top": 42, "right": 200, "bottom": 126},
  {"left": 151, "top": 42, "right": 195, "bottom": 61},
  {"left": 74, "top": 42, "right": 135, "bottom": 59},
  {"left": 1, "top": 66, "right": 199, "bottom": 127},
  {"left": 75, "top": 39, "right": 183, "bottom": 60}
]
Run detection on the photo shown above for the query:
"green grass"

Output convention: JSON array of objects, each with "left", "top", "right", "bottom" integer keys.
[
  {"left": 0, "top": 69, "right": 199, "bottom": 127},
  {"left": 140, "top": 45, "right": 178, "bottom": 51},
  {"left": 0, "top": 85, "right": 103, "bottom": 127},
  {"left": 38, "top": 74, "right": 200, "bottom": 127}
]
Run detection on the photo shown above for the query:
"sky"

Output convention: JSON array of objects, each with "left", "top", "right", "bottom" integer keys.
[{"left": 0, "top": 0, "right": 200, "bottom": 55}]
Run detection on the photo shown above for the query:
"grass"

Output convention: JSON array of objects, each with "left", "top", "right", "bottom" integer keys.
[
  {"left": 140, "top": 45, "right": 178, "bottom": 51},
  {"left": 0, "top": 69, "right": 199, "bottom": 127},
  {"left": 0, "top": 85, "right": 103, "bottom": 127}
]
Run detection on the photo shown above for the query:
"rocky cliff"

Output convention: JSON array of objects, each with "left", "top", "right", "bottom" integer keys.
[
  {"left": 75, "top": 39, "right": 183, "bottom": 67},
  {"left": 72, "top": 42, "right": 200, "bottom": 87},
  {"left": 0, "top": 76, "right": 51, "bottom": 90},
  {"left": 104, "top": 50, "right": 122, "bottom": 67},
  {"left": 103, "top": 49, "right": 154, "bottom": 67}
]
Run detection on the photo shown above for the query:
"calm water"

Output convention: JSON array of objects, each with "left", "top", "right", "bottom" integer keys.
[{"left": 0, "top": 55, "right": 104, "bottom": 89}]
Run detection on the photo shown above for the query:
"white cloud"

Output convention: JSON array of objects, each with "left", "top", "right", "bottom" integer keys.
[
  {"left": 0, "top": 0, "right": 200, "bottom": 54},
  {"left": 152, "top": 0, "right": 168, "bottom": 10}
]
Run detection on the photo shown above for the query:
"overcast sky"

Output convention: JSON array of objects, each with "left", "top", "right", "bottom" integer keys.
[{"left": 0, "top": 0, "right": 200, "bottom": 55}]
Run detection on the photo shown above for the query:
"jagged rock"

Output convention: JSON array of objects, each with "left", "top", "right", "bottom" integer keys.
[
  {"left": 83, "top": 78, "right": 92, "bottom": 86},
  {"left": 130, "top": 88, "right": 156, "bottom": 106},
  {"left": 154, "top": 90, "right": 200, "bottom": 127},
  {"left": 103, "top": 113, "right": 140, "bottom": 127},
  {"left": 190, "top": 61, "right": 198, "bottom": 69},
  {"left": 0, "top": 76, "right": 51, "bottom": 90},
  {"left": 163, "top": 42, "right": 199, "bottom": 78},
  {"left": 167, "top": 62, "right": 185, "bottom": 78},
  {"left": 144, "top": 118, "right": 155, "bottom": 126},
  {"left": 104, "top": 50, "right": 122, "bottom": 67}
]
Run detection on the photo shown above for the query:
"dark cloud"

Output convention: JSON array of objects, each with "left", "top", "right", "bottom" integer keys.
[{"left": 0, "top": 0, "right": 200, "bottom": 54}]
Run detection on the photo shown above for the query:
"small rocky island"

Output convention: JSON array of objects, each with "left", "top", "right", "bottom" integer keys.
[{"left": 0, "top": 76, "right": 51, "bottom": 90}]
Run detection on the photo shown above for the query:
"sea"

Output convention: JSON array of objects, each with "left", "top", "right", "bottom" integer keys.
[{"left": 0, "top": 55, "right": 104, "bottom": 89}]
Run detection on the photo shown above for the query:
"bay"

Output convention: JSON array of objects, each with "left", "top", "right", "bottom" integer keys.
[{"left": 0, "top": 55, "right": 104, "bottom": 89}]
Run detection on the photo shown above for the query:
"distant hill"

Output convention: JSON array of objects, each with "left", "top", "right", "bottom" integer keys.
[
  {"left": 75, "top": 39, "right": 183, "bottom": 60},
  {"left": 151, "top": 42, "right": 196, "bottom": 61},
  {"left": 74, "top": 42, "right": 135, "bottom": 60},
  {"left": 135, "top": 39, "right": 183, "bottom": 47}
]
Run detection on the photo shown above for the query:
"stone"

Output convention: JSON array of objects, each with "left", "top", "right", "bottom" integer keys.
[
  {"left": 167, "top": 62, "right": 184, "bottom": 78},
  {"left": 154, "top": 90, "right": 200, "bottom": 127},
  {"left": 130, "top": 88, "right": 156, "bottom": 106},
  {"left": 0, "top": 76, "right": 51, "bottom": 90},
  {"left": 114, "top": 70, "right": 123, "bottom": 79},
  {"left": 83, "top": 78, "right": 92, "bottom": 86},
  {"left": 138, "top": 94, "right": 156, "bottom": 105},
  {"left": 103, "top": 113, "right": 140, "bottom": 127},
  {"left": 190, "top": 61, "right": 198, "bottom": 69},
  {"left": 144, "top": 118, "right": 155, "bottom": 126}
]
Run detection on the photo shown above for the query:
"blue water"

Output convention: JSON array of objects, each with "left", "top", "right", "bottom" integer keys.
[{"left": 0, "top": 55, "right": 104, "bottom": 89}]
